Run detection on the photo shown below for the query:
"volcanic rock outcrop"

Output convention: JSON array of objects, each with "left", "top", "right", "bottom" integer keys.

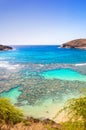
[
  {"left": 61, "top": 39, "right": 86, "bottom": 49},
  {"left": 0, "top": 45, "right": 12, "bottom": 51}
]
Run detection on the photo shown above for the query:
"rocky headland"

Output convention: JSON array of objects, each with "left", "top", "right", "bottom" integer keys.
[
  {"left": 61, "top": 39, "right": 86, "bottom": 49},
  {"left": 0, "top": 45, "right": 12, "bottom": 51}
]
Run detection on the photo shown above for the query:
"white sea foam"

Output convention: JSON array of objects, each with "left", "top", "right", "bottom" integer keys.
[
  {"left": 0, "top": 61, "right": 20, "bottom": 70},
  {"left": 39, "top": 64, "right": 44, "bottom": 67},
  {"left": 75, "top": 63, "right": 86, "bottom": 66}
]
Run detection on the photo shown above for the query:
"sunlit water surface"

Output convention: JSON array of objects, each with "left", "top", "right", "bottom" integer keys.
[{"left": 0, "top": 45, "right": 86, "bottom": 121}]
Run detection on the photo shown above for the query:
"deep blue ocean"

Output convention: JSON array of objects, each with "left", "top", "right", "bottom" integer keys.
[
  {"left": 1, "top": 45, "right": 86, "bottom": 64},
  {"left": 0, "top": 45, "right": 86, "bottom": 121}
]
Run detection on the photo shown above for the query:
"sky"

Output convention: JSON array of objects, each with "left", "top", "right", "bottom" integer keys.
[{"left": 0, "top": 0, "right": 86, "bottom": 45}]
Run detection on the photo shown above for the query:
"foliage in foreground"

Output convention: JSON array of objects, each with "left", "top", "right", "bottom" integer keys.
[
  {"left": 64, "top": 96, "right": 86, "bottom": 123},
  {"left": 61, "top": 121, "right": 85, "bottom": 130},
  {"left": 56, "top": 95, "right": 86, "bottom": 130},
  {"left": 0, "top": 98, "right": 23, "bottom": 124},
  {"left": 1, "top": 96, "right": 86, "bottom": 130}
]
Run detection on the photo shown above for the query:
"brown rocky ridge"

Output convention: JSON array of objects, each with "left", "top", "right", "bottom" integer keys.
[
  {"left": 0, "top": 117, "right": 61, "bottom": 130},
  {"left": 61, "top": 39, "right": 86, "bottom": 49},
  {"left": 0, "top": 45, "right": 12, "bottom": 51}
]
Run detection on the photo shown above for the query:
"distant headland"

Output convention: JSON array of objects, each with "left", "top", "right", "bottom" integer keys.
[
  {"left": 0, "top": 45, "right": 12, "bottom": 51},
  {"left": 61, "top": 39, "right": 86, "bottom": 49}
]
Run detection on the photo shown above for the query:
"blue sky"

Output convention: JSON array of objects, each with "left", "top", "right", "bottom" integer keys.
[{"left": 0, "top": 0, "right": 86, "bottom": 45}]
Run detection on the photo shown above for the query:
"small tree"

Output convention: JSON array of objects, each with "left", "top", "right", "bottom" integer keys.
[{"left": 0, "top": 98, "right": 23, "bottom": 124}]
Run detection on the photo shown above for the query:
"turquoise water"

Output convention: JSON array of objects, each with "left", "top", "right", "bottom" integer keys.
[
  {"left": 0, "top": 45, "right": 86, "bottom": 120},
  {"left": 41, "top": 68, "right": 86, "bottom": 81},
  {"left": 0, "top": 86, "right": 21, "bottom": 104}
]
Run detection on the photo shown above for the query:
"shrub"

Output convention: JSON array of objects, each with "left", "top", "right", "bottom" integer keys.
[
  {"left": 64, "top": 96, "right": 86, "bottom": 122},
  {"left": 0, "top": 98, "right": 23, "bottom": 124},
  {"left": 61, "top": 121, "right": 84, "bottom": 130},
  {"left": 55, "top": 95, "right": 86, "bottom": 130}
]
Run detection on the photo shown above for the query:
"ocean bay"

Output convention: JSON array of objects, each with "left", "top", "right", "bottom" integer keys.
[{"left": 0, "top": 45, "right": 86, "bottom": 121}]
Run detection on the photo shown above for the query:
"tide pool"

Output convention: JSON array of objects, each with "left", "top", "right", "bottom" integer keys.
[
  {"left": 41, "top": 68, "right": 86, "bottom": 81},
  {"left": 0, "top": 86, "right": 21, "bottom": 104}
]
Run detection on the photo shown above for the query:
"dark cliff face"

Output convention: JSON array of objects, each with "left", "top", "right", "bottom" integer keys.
[
  {"left": 61, "top": 39, "right": 86, "bottom": 49},
  {"left": 0, "top": 45, "right": 12, "bottom": 51}
]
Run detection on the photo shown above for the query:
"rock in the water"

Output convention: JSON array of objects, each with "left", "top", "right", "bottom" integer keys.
[
  {"left": 61, "top": 39, "right": 86, "bottom": 49},
  {"left": 0, "top": 45, "right": 12, "bottom": 51}
]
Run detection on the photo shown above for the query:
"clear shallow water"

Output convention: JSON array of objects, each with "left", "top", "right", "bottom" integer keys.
[
  {"left": 0, "top": 45, "right": 86, "bottom": 121},
  {"left": 41, "top": 68, "right": 86, "bottom": 81},
  {"left": 0, "top": 86, "right": 21, "bottom": 104}
]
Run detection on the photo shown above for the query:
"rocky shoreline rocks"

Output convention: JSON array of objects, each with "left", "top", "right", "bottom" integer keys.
[
  {"left": 61, "top": 39, "right": 86, "bottom": 49},
  {"left": 0, "top": 45, "right": 12, "bottom": 51}
]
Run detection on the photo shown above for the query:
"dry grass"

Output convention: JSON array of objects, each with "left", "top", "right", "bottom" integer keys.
[{"left": 0, "top": 118, "right": 61, "bottom": 130}]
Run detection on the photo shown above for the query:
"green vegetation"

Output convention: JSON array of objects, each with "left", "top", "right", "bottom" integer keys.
[
  {"left": 55, "top": 95, "right": 86, "bottom": 130},
  {"left": 23, "top": 119, "right": 31, "bottom": 126},
  {"left": 45, "top": 124, "right": 59, "bottom": 130},
  {"left": 63, "top": 96, "right": 86, "bottom": 125},
  {"left": 0, "top": 96, "right": 86, "bottom": 130},
  {"left": 0, "top": 98, "right": 23, "bottom": 124},
  {"left": 61, "top": 122, "right": 84, "bottom": 130}
]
